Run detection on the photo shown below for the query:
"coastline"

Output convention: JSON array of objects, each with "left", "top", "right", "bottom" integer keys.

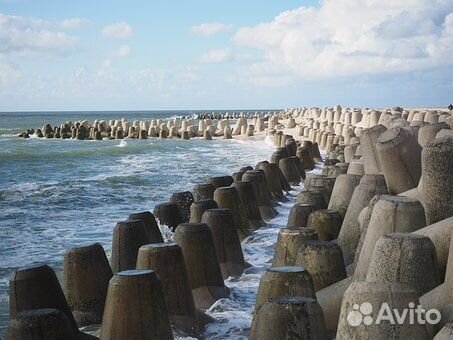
[{"left": 0, "top": 115, "right": 282, "bottom": 336}]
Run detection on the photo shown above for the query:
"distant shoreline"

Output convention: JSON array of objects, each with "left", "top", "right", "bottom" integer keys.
[{"left": 0, "top": 106, "right": 449, "bottom": 114}]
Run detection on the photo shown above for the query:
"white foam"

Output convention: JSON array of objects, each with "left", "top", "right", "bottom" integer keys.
[
  {"left": 116, "top": 140, "right": 128, "bottom": 148},
  {"left": 199, "top": 170, "right": 323, "bottom": 339}
]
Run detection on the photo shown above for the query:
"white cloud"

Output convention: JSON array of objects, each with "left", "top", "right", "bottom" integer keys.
[
  {"left": 200, "top": 48, "right": 232, "bottom": 63},
  {"left": 0, "top": 57, "right": 21, "bottom": 88},
  {"left": 233, "top": 0, "right": 453, "bottom": 82},
  {"left": 102, "top": 21, "right": 133, "bottom": 38},
  {"left": 102, "top": 59, "right": 112, "bottom": 68},
  {"left": 191, "top": 22, "right": 232, "bottom": 36},
  {"left": 60, "top": 18, "right": 90, "bottom": 29},
  {"left": 117, "top": 44, "right": 131, "bottom": 57},
  {"left": 0, "top": 12, "right": 80, "bottom": 57}
]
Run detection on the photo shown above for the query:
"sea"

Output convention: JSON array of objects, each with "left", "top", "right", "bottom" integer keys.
[{"left": 0, "top": 110, "right": 318, "bottom": 338}]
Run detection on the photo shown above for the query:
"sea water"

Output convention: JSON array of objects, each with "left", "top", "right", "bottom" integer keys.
[{"left": 0, "top": 110, "right": 316, "bottom": 338}]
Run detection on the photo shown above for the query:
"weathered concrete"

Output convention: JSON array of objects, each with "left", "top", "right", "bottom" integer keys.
[
  {"left": 250, "top": 296, "right": 327, "bottom": 340},
  {"left": 136, "top": 243, "right": 198, "bottom": 336},
  {"left": 173, "top": 223, "right": 229, "bottom": 309},
  {"left": 421, "top": 137, "right": 453, "bottom": 225},
  {"left": 359, "top": 124, "right": 386, "bottom": 174},
  {"left": 337, "top": 282, "right": 429, "bottom": 340},
  {"left": 366, "top": 233, "right": 440, "bottom": 295},
  {"left": 376, "top": 127, "right": 422, "bottom": 194},
  {"left": 354, "top": 196, "right": 427, "bottom": 281},
  {"left": 189, "top": 199, "right": 218, "bottom": 223},
  {"left": 111, "top": 220, "right": 149, "bottom": 273},
  {"left": 63, "top": 243, "right": 113, "bottom": 326},
  {"left": 213, "top": 186, "right": 252, "bottom": 240},
  {"left": 307, "top": 209, "right": 342, "bottom": 241},
  {"left": 100, "top": 270, "right": 173, "bottom": 340},
  {"left": 337, "top": 174, "right": 388, "bottom": 265},
  {"left": 296, "top": 240, "right": 346, "bottom": 291},
  {"left": 327, "top": 174, "right": 362, "bottom": 220},
  {"left": 201, "top": 208, "right": 246, "bottom": 278},
  {"left": 254, "top": 266, "right": 316, "bottom": 313},
  {"left": 272, "top": 228, "right": 318, "bottom": 266},
  {"left": 286, "top": 203, "right": 316, "bottom": 229}
]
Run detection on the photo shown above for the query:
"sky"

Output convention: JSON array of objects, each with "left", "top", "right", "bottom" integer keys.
[{"left": 0, "top": 0, "right": 452, "bottom": 111}]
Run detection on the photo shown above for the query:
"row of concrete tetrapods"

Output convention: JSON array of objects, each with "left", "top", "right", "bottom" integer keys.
[
  {"left": 17, "top": 112, "right": 273, "bottom": 140},
  {"left": 6, "top": 105, "right": 453, "bottom": 339}
]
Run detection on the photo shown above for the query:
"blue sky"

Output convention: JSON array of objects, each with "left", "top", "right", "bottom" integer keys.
[{"left": 0, "top": 0, "right": 452, "bottom": 111}]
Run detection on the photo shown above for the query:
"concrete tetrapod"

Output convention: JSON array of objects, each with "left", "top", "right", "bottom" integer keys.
[
  {"left": 127, "top": 211, "right": 164, "bottom": 243},
  {"left": 305, "top": 174, "right": 336, "bottom": 198},
  {"left": 136, "top": 243, "right": 198, "bottom": 337},
  {"left": 366, "top": 233, "right": 440, "bottom": 296},
  {"left": 344, "top": 145, "right": 358, "bottom": 163},
  {"left": 173, "top": 223, "right": 229, "bottom": 309},
  {"left": 296, "top": 189, "right": 328, "bottom": 210},
  {"left": 317, "top": 195, "right": 427, "bottom": 334},
  {"left": 279, "top": 157, "right": 301, "bottom": 185},
  {"left": 169, "top": 191, "right": 194, "bottom": 223},
  {"left": 434, "top": 323, "right": 453, "bottom": 340},
  {"left": 376, "top": 126, "right": 422, "bottom": 194},
  {"left": 278, "top": 166, "right": 292, "bottom": 192},
  {"left": 415, "top": 216, "right": 453, "bottom": 283},
  {"left": 207, "top": 175, "right": 234, "bottom": 189},
  {"left": 347, "top": 159, "right": 365, "bottom": 176},
  {"left": 201, "top": 208, "right": 247, "bottom": 278},
  {"left": 259, "top": 162, "right": 287, "bottom": 201},
  {"left": 327, "top": 174, "right": 362, "bottom": 220},
  {"left": 296, "top": 240, "right": 346, "bottom": 291},
  {"left": 336, "top": 282, "right": 429, "bottom": 340},
  {"left": 272, "top": 228, "right": 318, "bottom": 266},
  {"left": 354, "top": 195, "right": 427, "bottom": 281},
  {"left": 337, "top": 174, "right": 388, "bottom": 265},
  {"left": 250, "top": 296, "right": 327, "bottom": 340},
  {"left": 290, "top": 156, "right": 306, "bottom": 180},
  {"left": 213, "top": 186, "right": 252, "bottom": 240},
  {"left": 100, "top": 270, "right": 173, "bottom": 340},
  {"left": 193, "top": 183, "right": 215, "bottom": 201},
  {"left": 270, "top": 147, "right": 288, "bottom": 164},
  {"left": 312, "top": 142, "right": 322, "bottom": 162},
  {"left": 111, "top": 220, "right": 149, "bottom": 273},
  {"left": 232, "top": 171, "right": 244, "bottom": 182},
  {"left": 9, "top": 265, "right": 96, "bottom": 339},
  {"left": 419, "top": 220, "right": 453, "bottom": 321},
  {"left": 297, "top": 146, "right": 315, "bottom": 170},
  {"left": 286, "top": 203, "right": 316, "bottom": 229},
  {"left": 316, "top": 276, "right": 354, "bottom": 334},
  {"left": 306, "top": 209, "right": 342, "bottom": 241},
  {"left": 153, "top": 202, "right": 184, "bottom": 232},
  {"left": 421, "top": 137, "right": 453, "bottom": 225},
  {"left": 189, "top": 199, "right": 218, "bottom": 223},
  {"left": 285, "top": 138, "right": 297, "bottom": 156},
  {"left": 359, "top": 124, "right": 387, "bottom": 174},
  {"left": 418, "top": 122, "right": 449, "bottom": 147},
  {"left": 63, "top": 243, "right": 113, "bottom": 326},
  {"left": 231, "top": 181, "right": 266, "bottom": 229},
  {"left": 322, "top": 163, "right": 349, "bottom": 178},
  {"left": 242, "top": 170, "right": 278, "bottom": 220},
  {"left": 6, "top": 309, "right": 76, "bottom": 340},
  {"left": 254, "top": 266, "right": 316, "bottom": 313},
  {"left": 350, "top": 195, "right": 385, "bottom": 272},
  {"left": 270, "top": 150, "right": 292, "bottom": 191}
]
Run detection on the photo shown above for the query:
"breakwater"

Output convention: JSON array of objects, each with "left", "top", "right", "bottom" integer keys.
[{"left": 3, "top": 106, "right": 453, "bottom": 339}]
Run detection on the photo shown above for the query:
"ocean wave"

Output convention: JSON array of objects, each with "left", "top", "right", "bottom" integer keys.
[
  {"left": 116, "top": 140, "right": 128, "bottom": 148},
  {"left": 0, "top": 133, "right": 276, "bottom": 335}
]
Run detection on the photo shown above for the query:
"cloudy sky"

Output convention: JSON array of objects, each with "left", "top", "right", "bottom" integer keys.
[{"left": 0, "top": 0, "right": 452, "bottom": 111}]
